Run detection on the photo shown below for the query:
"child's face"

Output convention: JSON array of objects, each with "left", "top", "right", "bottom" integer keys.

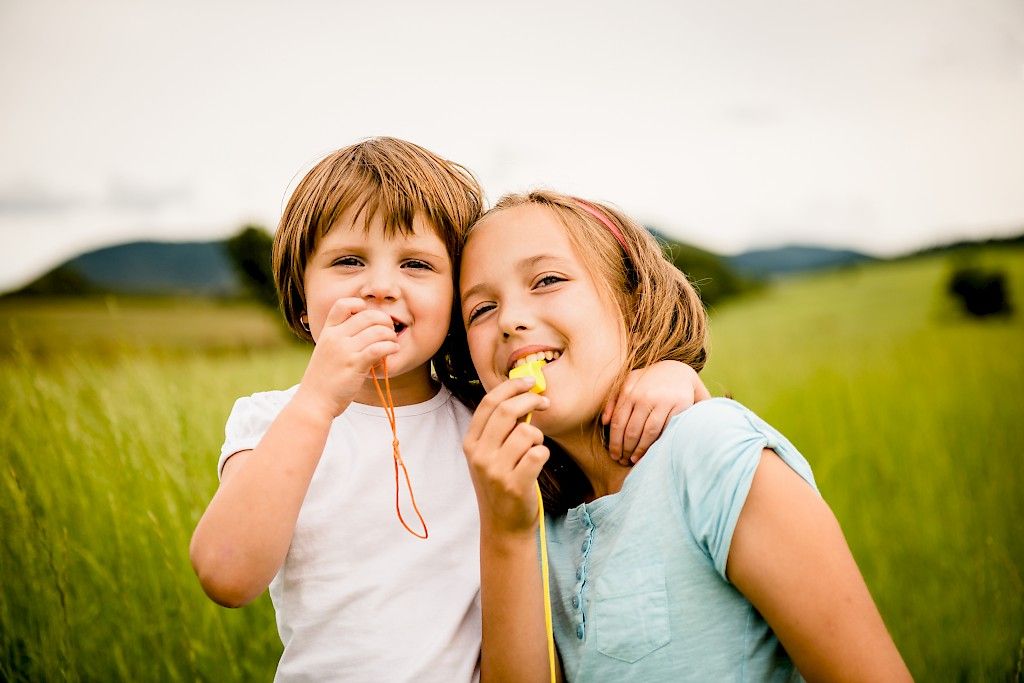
[
  {"left": 460, "top": 204, "right": 627, "bottom": 437},
  {"left": 303, "top": 209, "right": 454, "bottom": 382}
]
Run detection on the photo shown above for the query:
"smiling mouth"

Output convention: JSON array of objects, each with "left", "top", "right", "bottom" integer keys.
[
  {"left": 393, "top": 321, "right": 408, "bottom": 334},
  {"left": 508, "top": 350, "right": 561, "bottom": 376}
]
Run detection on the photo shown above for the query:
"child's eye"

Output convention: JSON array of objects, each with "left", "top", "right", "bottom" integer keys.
[
  {"left": 467, "top": 303, "right": 496, "bottom": 324},
  {"left": 402, "top": 259, "right": 433, "bottom": 271},
  {"left": 533, "top": 274, "right": 565, "bottom": 289},
  {"left": 331, "top": 256, "right": 362, "bottom": 267}
]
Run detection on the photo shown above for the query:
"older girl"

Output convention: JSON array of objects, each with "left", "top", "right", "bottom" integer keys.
[{"left": 458, "top": 191, "right": 910, "bottom": 681}]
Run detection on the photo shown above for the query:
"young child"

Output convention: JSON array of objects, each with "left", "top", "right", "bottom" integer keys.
[
  {"left": 458, "top": 190, "right": 912, "bottom": 681},
  {"left": 189, "top": 139, "right": 709, "bottom": 682}
]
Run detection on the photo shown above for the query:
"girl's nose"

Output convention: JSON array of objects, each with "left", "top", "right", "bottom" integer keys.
[{"left": 498, "top": 301, "right": 533, "bottom": 339}]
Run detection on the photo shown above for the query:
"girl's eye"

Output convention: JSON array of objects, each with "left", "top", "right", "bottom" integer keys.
[
  {"left": 534, "top": 274, "right": 565, "bottom": 288},
  {"left": 467, "top": 303, "right": 496, "bottom": 323},
  {"left": 331, "top": 256, "right": 362, "bottom": 267}
]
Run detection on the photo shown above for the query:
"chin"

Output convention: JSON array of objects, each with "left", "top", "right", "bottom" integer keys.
[{"left": 535, "top": 410, "right": 595, "bottom": 438}]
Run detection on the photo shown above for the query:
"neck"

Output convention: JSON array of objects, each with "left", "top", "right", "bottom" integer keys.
[
  {"left": 550, "top": 422, "right": 631, "bottom": 501},
  {"left": 354, "top": 363, "right": 439, "bottom": 407}
]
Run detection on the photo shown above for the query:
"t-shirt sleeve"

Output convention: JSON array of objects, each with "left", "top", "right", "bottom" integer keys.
[
  {"left": 667, "top": 398, "right": 818, "bottom": 581},
  {"left": 218, "top": 391, "right": 287, "bottom": 479}
]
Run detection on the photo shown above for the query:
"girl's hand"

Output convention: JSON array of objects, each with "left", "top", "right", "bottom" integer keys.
[
  {"left": 293, "top": 297, "right": 400, "bottom": 420},
  {"left": 463, "top": 377, "right": 551, "bottom": 537},
  {"left": 602, "top": 360, "right": 711, "bottom": 465}
]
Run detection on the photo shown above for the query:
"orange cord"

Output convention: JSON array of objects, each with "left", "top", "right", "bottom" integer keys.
[{"left": 370, "top": 357, "right": 429, "bottom": 539}]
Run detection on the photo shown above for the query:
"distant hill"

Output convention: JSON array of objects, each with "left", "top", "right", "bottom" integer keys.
[
  {"left": 647, "top": 228, "right": 749, "bottom": 304},
  {"left": 900, "top": 231, "right": 1024, "bottom": 259},
  {"left": 727, "top": 245, "right": 876, "bottom": 279},
  {"left": 10, "top": 230, "right": 752, "bottom": 306},
  {"left": 16, "top": 231, "right": 1015, "bottom": 301},
  {"left": 12, "top": 241, "right": 241, "bottom": 297}
]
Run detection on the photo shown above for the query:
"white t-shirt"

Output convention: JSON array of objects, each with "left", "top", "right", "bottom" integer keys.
[{"left": 220, "top": 385, "right": 481, "bottom": 683}]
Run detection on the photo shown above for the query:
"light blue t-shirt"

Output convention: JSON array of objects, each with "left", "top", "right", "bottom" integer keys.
[{"left": 545, "top": 398, "right": 816, "bottom": 681}]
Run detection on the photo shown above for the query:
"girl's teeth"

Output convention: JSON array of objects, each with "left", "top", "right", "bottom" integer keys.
[{"left": 512, "top": 350, "right": 561, "bottom": 371}]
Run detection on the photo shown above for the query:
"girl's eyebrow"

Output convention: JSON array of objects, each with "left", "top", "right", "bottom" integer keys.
[
  {"left": 461, "top": 254, "right": 569, "bottom": 302},
  {"left": 460, "top": 280, "right": 490, "bottom": 305}
]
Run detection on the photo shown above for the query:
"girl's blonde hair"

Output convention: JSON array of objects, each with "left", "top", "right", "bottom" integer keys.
[{"left": 452, "top": 189, "right": 709, "bottom": 511}]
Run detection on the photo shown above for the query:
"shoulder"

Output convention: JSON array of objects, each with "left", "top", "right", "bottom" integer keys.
[
  {"left": 661, "top": 398, "right": 817, "bottom": 494},
  {"left": 447, "top": 392, "right": 474, "bottom": 425},
  {"left": 662, "top": 398, "right": 767, "bottom": 461},
  {"left": 229, "top": 385, "right": 298, "bottom": 419},
  {"left": 221, "top": 386, "right": 299, "bottom": 455},
  {"left": 657, "top": 399, "right": 817, "bottom": 577}
]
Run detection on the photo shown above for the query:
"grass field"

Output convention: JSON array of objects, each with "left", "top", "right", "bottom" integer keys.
[{"left": 2, "top": 247, "right": 1023, "bottom": 681}]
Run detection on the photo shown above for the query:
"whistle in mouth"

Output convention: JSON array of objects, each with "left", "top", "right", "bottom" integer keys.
[{"left": 509, "top": 359, "right": 548, "bottom": 394}]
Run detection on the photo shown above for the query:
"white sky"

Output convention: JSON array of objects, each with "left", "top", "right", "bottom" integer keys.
[{"left": 1, "top": 0, "right": 1023, "bottom": 291}]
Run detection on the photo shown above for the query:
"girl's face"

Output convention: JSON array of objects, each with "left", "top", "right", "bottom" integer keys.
[{"left": 460, "top": 204, "right": 627, "bottom": 437}]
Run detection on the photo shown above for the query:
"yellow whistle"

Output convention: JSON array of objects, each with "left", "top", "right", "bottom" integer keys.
[
  {"left": 509, "top": 359, "right": 547, "bottom": 394},
  {"left": 510, "top": 359, "right": 547, "bottom": 425}
]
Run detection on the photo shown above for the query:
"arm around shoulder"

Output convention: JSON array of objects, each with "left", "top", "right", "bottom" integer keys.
[{"left": 727, "top": 449, "right": 912, "bottom": 682}]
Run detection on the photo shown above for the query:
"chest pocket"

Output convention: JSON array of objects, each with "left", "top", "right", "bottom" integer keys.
[{"left": 590, "top": 563, "right": 671, "bottom": 663}]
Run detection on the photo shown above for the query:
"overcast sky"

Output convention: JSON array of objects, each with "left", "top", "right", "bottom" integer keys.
[{"left": 1, "top": 0, "right": 1023, "bottom": 291}]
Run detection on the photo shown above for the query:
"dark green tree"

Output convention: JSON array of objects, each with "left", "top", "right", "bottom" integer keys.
[
  {"left": 224, "top": 225, "right": 277, "bottom": 309},
  {"left": 948, "top": 266, "right": 1013, "bottom": 317}
]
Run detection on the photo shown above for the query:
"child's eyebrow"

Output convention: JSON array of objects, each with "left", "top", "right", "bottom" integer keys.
[{"left": 399, "top": 244, "right": 448, "bottom": 260}]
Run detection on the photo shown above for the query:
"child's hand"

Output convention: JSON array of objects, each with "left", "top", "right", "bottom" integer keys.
[
  {"left": 602, "top": 360, "right": 711, "bottom": 465},
  {"left": 463, "top": 377, "right": 550, "bottom": 537},
  {"left": 294, "top": 298, "right": 400, "bottom": 419}
]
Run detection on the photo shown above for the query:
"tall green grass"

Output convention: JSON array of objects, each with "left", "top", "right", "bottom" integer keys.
[
  {"left": 2, "top": 247, "right": 1022, "bottom": 680},
  {"left": 703, "top": 248, "right": 1024, "bottom": 680},
  {"left": 1, "top": 346, "right": 308, "bottom": 681}
]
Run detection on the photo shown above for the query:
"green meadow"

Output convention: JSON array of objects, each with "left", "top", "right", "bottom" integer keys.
[{"left": 2, "top": 248, "right": 1022, "bottom": 681}]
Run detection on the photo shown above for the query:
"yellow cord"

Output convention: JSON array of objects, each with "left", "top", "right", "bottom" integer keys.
[
  {"left": 536, "top": 480, "right": 556, "bottom": 683},
  {"left": 526, "top": 412, "right": 557, "bottom": 683}
]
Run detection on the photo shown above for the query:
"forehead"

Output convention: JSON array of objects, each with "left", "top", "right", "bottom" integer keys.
[
  {"left": 462, "top": 204, "right": 578, "bottom": 272},
  {"left": 319, "top": 206, "right": 449, "bottom": 253}
]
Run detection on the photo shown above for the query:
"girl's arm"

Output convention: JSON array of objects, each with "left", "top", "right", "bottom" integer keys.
[
  {"left": 463, "top": 377, "right": 563, "bottom": 683},
  {"left": 602, "top": 361, "right": 711, "bottom": 464},
  {"left": 727, "top": 450, "right": 912, "bottom": 681}
]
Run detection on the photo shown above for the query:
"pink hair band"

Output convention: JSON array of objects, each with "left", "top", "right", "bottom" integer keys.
[{"left": 573, "top": 198, "right": 629, "bottom": 254}]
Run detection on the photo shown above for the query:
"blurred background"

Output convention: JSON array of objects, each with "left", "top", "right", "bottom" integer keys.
[{"left": 2, "top": 0, "right": 1022, "bottom": 680}]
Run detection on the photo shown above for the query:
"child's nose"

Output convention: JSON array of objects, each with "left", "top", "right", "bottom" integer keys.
[{"left": 360, "top": 267, "right": 399, "bottom": 301}]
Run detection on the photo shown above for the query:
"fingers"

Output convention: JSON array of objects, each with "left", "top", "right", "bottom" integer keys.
[
  {"left": 465, "top": 377, "right": 544, "bottom": 443},
  {"left": 348, "top": 323, "right": 400, "bottom": 365},
  {"left": 323, "top": 299, "right": 396, "bottom": 338},
  {"left": 605, "top": 387, "right": 638, "bottom": 461},
  {"left": 463, "top": 379, "right": 551, "bottom": 502},
  {"left": 618, "top": 401, "right": 655, "bottom": 463},
  {"left": 628, "top": 405, "right": 673, "bottom": 464},
  {"left": 471, "top": 390, "right": 549, "bottom": 458},
  {"left": 318, "top": 301, "right": 398, "bottom": 360},
  {"left": 512, "top": 443, "right": 550, "bottom": 488},
  {"left": 323, "top": 297, "right": 367, "bottom": 328},
  {"left": 601, "top": 393, "right": 616, "bottom": 426}
]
